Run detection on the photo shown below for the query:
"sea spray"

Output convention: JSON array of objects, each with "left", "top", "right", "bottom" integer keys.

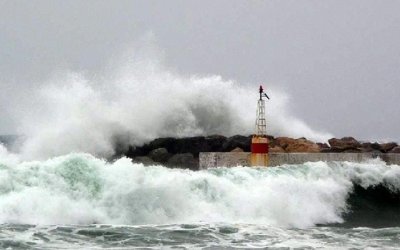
[
  {"left": 0, "top": 153, "right": 399, "bottom": 227},
  {"left": 10, "top": 50, "right": 332, "bottom": 160}
]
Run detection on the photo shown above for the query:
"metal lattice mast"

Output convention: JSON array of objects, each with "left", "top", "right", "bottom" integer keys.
[
  {"left": 255, "top": 99, "right": 266, "bottom": 136},
  {"left": 255, "top": 85, "right": 269, "bottom": 136},
  {"left": 250, "top": 85, "right": 270, "bottom": 167}
]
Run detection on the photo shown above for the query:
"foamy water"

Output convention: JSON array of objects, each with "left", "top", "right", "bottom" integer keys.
[
  {"left": 0, "top": 151, "right": 399, "bottom": 249},
  {"left": 0, "top": 151, "right": 398, "bottom": 226}
]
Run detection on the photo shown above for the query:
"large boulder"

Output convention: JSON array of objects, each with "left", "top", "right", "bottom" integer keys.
[
  {"left": 148, "top": 137, "right": 177, "bottom": 152},
  {"left": 285, "top": 138, "right": 320, "bottom": 153},
  {"left": 390, "top": 146, "right": 400, "bottom": 153},
  {"left": 222, "top": 135, "right": 251, "bottom": 152},
  {"left": 274, "top": 137, "right": 320, "bottom": 153},
  {"left": 360, "top": 142, "right": 381, "bottom": 153},
  {"left": 148, "top": 136, "right": 215, "bottom": 157},
  {"left": 148, "top": 148, "right": 171, "bottom": 163},
  {"left": 167, "top": 153, "right": 198, "bottom": 170},
  {"left": 380, "top": 142, "right": 398, "bottom": 153},
  {"left": 171, "top": 137, "right": 210, "bottom": 156},
  {"left": 205, "top": 135, "right": 227, "bottom": 152},
  {"left": 317, "top": 143, "right": 330, "bottom": 150},
  {"left": 125, "top": 144, "right": 152, "bottom": 158},
  {"left": 274, "top": 137, "right": 296, "bottom": 150},
  {"left": 328, "top": 137, "right": 361, "bottom": 152},
  {"left": 317, "top": 143, "right": 331, "bottom": 152},
  {"left": 132, "top": 156, "right": 155, "bottom": 166}
]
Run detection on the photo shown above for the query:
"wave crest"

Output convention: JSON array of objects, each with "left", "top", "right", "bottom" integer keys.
[{"left": 0, "top": 154, "right": 398, "bottom": 227}]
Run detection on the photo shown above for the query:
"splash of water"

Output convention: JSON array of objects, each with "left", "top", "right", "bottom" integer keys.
[
  {"left": 10, "top": 46, "right": 332, "bottom": 159},
  {"left": 0, "top": 152, "right": 398, "bottom": 228}
]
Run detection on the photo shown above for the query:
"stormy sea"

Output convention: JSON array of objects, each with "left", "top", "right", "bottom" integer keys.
[
  {"left": 0, "top": 149, "right": 399, "bottom": 249},
  {"left": 0, "top": 51, "right": 399, "bottom": 249}
]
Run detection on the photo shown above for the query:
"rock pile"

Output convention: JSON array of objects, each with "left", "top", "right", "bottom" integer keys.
[{"left": 122, "top": 135, "right": 399, "bottom": 170}]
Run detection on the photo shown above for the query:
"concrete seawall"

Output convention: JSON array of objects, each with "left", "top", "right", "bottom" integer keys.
[{"left": 199, "top": 152, "right": 400, "bottom": 169}]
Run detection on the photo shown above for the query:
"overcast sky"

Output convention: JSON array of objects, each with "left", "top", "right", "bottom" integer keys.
[{"left": 0, "top": 0, "right": 399, "bottom": 141}]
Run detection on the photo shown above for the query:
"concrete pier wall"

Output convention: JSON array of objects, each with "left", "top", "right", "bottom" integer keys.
[{"left": 199, "top": 152, "right": 400, "bottom": 169}]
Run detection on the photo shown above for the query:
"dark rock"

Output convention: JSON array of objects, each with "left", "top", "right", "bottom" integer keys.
[
  {"left": 222, "top": 135, "right": 251, "bottom": 152},
  {"left": 125, "top": 144, "right": 152, "bottom": 158},
  {"left": 371, "top": 142, "right": 382, "bottom": 151},
  {"left": 380, "top": 142, "right": 398, "bottom": 153},
  {"left": 167, "top": 153, "right": 198, "bottom": 170},
  {"left": 266, "top": 135, "right": 276, "bottom": 146},
  {"left": 342, "top": 148, "right": 362, "bottom": 153},
  {"left": 171, "top": 137, "right": 209, "bottom": 156},
  {"left": 169, "top": 135, "right": 227, "bottom": 156},
  {"left": 390, "top": 146, "right": 400, "bottom": 153},
  {"left": 132, "top": 156, "right": 155, "bottom": 165},
  {"left": 328, "top": 137, "right": 361, "bottom": 152},
  {"left": 360, "top": 142, "right": 381, "bottom": 152},
  {"left": 317, "top": 143, "right": 330, "bottom": 150},
  {"left": 148, "top": 148, "right": 171, "bottom": 163},
  {"left": 320, "top": 146, "right": 343, "bottom": 153},
  {"left": 205, "top": 135, "right": 227, "bottom": 152},
  {"left": 148, "top": 137, "right": 177, "bottom": 152},
  {"left": 146, "top": 136, "right": 214, "bottom": 157}
]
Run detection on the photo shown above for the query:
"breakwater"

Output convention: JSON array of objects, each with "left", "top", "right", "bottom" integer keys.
[
  {"left": 121, "top": 135, "right": 400, "bottom": 169},
  {"left": 199, "top": 152, "right": 400, "bottom": 169}
]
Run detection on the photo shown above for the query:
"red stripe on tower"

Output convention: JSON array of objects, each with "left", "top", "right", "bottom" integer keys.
[{"left": 251, "top": 142, "right": 269, "bottom": 154}]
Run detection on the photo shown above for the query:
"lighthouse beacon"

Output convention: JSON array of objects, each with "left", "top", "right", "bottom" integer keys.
[{"left": 250, "top": 85, "right": 270, "bottom": 167}]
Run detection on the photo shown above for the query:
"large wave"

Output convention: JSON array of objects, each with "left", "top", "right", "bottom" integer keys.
[
  {"left": 8, "top": 46, "right": 331, "bottom": 160},
  {"left": 0, "top": 151, "right": 398, "bottom": 228}
]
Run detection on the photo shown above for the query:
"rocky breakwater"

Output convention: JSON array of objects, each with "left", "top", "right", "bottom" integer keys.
[{"left": 121, "top": 135, "right": 400, "bottom": 170}]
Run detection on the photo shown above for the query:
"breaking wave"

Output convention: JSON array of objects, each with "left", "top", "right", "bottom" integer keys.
[
  {"left": 9, "top": 45, "right": 331, "bottom": 160},
  {"left": 0, "top": 152, "right": 398, "bottom": 228}
]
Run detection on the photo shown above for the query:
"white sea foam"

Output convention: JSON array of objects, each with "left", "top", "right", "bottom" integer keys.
[
  {"left": 0, "top": 153, "right": 398, "bottom": 227},
  {"left": 10, "top": 46, "right": 332, "bottom": 160}
]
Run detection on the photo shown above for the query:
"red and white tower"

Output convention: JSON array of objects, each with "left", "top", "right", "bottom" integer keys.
[{"left": 250, "top": 85, "right": 270, "bottom": 167}]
